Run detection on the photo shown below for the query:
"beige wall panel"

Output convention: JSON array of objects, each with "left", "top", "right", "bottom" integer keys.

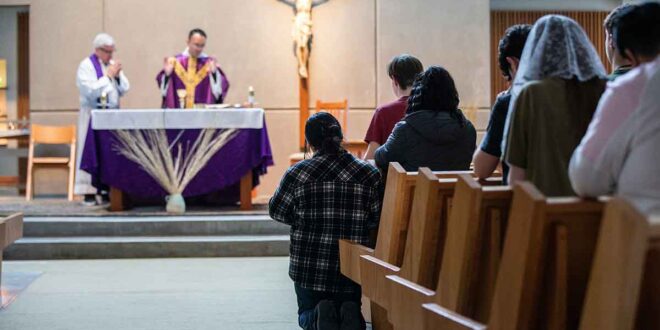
[
  {"left": 29, "top": 0, "right": 103, "bottom": 110},
  {"left": 104, "top": 0, "right": 299, "bottom": 109},
  {"left": 376, "top": 0, "right": 490, "bottom": 109},
  {"left": 309, "top": 0, "right": 376, "bottom": 109},
  {"left": 260, "top": 109, "right": 299, "bottom": 196}
]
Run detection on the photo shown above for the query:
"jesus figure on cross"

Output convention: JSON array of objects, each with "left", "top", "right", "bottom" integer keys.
[{"left": 278, "top": 0, "right": 329, "bottom": 78}]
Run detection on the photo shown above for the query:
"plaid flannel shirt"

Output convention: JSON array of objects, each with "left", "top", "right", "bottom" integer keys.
[{"left": 269, "top": 152, "right": 382, "bottom": 293}]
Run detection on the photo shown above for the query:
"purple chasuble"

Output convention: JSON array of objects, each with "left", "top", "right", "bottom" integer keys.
[{"left": 156, "top": 55, "right": 230, "bottom": 109}]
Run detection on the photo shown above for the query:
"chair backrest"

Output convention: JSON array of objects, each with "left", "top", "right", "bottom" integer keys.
[
  {"left": 580, "top": 198, "right": 660, "bottom": 330},
  {"left": 30, "top": 124, "right": 76, "bottom": 145},
  {"left": 488, "top": 182, "right": 604, "bottom": 330},
  {"left": 315, "top": 99, "right": 348, "bottom": 132},
  {"left": 435, "top": 175, "right": 513, "bottom": 323}
]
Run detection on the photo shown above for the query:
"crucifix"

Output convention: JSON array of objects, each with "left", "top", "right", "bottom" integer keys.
[{"left": 278, "top": 0, "right": 329, "bottom": 149}]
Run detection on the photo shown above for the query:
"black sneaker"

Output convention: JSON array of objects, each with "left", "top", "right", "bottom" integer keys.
[
  {"left": 315, "top": 300, "right": 339, "bottom": 330},
  {"left": 82, "top": 194, "right": 97, "bottom": 206},
  {"left": 339, "top": 301, "right": 365, "bottom": 330}
]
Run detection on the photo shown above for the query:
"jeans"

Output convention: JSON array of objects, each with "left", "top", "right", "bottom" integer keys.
[{"left": 294, "top": 283, "right": 362, "bottom": 330}]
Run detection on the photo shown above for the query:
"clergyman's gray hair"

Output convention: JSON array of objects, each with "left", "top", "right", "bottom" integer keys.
[{"left": 93, "top": 33, "right": 115, "bottom": 49}]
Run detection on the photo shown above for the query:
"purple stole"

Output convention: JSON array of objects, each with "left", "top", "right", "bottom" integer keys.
[
  {"left": 89, "top": 54, "right": 104, "bottom": 79},
  {"left": 89, "top": 54, "right": 108, "bottom": 109},
  {"left": 156, "top": 54, "right": 230, "bottom": 109}
]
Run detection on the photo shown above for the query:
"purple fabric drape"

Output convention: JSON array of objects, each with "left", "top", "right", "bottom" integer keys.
[{"left": 80, "top": 121, "right": 274, "bottom": 203}]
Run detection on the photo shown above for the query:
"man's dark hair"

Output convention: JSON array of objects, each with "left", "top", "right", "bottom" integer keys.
[
  {"left": 604, "top": 3, "right": 634, "bottom": 34},
  {"left": 387, "top": 54, "right": 424, "bottom": 89},
  {"left": 498, "top": 24, "right": 532, "bottom": 81},
  {"left": 612, "top": 2, "right": 660, "bottom": 60},
  {"left": 188, "top": 28, "right": 207, "bottom": 40}
]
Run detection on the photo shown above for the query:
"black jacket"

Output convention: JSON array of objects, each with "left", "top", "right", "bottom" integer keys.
[{"left": 374, "top": 109, "right": 476, "bottom": 172}]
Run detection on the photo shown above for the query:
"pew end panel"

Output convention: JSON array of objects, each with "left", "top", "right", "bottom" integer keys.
[
  {"left": 489, "top": 183, "right": 604, "bottom": 330},
  {"left": 387, "top": 274, "right": 435, "bottom": 330},
  {"left": 339, "top": 239, "right": 374, "bottom": 284},
  {"left": 360, "top": 254, "right": 400, "bottom": 310},
  {"left": 0, "top": 213, "right": 24, "bottom": 286},
  {"left": 580, "top": 198, "right": 660, "bottom": 330}
]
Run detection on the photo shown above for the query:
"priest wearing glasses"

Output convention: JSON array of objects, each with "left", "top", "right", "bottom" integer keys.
[
  {"left": 157, "top": 28, "right": 230, "bottom": 109},
  {"left": 75, "top": 33, "right": 130, "bottom": 206}
]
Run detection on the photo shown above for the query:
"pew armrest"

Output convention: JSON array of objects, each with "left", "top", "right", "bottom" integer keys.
[
  {"left": 422, "top": 303, "right": 486, "bottom": 330},
  {"left": 0, "top": 213, "right": 23, "bottom": 249},
  {"left": 359, "top": 255, "right": 400, "bottom": 309},
  {"left": 339, "top": 239, "right": 374, "bottom": 284},
  {"left": 387, "top": 275, "right": 435, "bottom": 330}
]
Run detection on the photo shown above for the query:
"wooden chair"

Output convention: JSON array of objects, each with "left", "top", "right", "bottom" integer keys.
[
  {"left": 385, "top": 174, "right": 513, "bottom": 330},
  {"left": 422, "top": 182, "right": 605, "bottom": 330},
  {"left": 0, "top": 213, "right": 24, "bottom": 287},
  {"left": 580, "top": 198, "right": 660, "bottom": 330},
  {"left": 290, "top": 99, "right": 367, "bottom": 165},
  {"left": 315, "top": 99, "right": 348, "bottom": 132},
  {"left": 26, "top": 124, "right": 76, "bottom": 201}
]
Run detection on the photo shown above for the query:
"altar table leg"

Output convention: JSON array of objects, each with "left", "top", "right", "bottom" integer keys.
[
  {"left": 240, "top": 171, "right": 253, "bottom": 211},
  {"left": 110, "top": 187, "right": 125, "bottom": 212}
]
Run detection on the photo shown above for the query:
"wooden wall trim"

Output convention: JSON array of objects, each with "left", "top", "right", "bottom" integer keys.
[{"left": 490, "top": 11, "right": 611, "bottom": 104}]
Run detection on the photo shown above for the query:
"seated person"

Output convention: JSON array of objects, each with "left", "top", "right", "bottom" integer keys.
[
  {"left": 374, "top": 66, "right": 476, "bottom": 172},
  {"left": 363, "top": 54, "right": 423, "bottom": 159},
  {"left": 603, "top": 3, "right": 635, "bottom": 81},
  {"left": 473, "top": 24, "right": 531, "bottom": 183},
  {"left": 504, "top": 15, "right": 607, "bottom": 196},
  {"left": 269, "top": 112, "right": 382, "bottom": 330},
  {"left": 570, "top": 2, "right": 660, "bottom": 214}
]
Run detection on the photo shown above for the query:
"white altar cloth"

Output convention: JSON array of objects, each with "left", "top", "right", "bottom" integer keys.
[{"left": 91, "top": 108, "right": 264, "bottom": 130}]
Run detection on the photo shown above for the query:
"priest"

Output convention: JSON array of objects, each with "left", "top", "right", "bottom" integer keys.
[
  {"left": 157, "top": 28, "right": 230, "bottom": 108},
  {"left": 75, "top": 33, "right": 130, "bottom": 206}
]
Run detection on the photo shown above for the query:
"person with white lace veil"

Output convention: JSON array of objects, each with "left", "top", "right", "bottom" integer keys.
[{"left": 503, "top": 15, "right": 607, "bottom": 196}]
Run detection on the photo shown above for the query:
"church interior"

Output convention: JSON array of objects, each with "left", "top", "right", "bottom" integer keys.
[{"left": 0, "top": 0, "right": 658, "bottom": 329}]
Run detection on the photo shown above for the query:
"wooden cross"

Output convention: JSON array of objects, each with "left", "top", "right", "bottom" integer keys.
[{"left": 278, "top": 0, "right": 329, "bottom": 149}]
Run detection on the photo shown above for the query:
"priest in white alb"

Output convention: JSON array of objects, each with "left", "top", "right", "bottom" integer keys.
[{"left": 75, "top": 33, "right": 130, "bottom": 206}]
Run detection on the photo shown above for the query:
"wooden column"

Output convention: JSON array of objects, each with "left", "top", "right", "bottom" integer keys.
[{"left": 298, "top": 73, "right": 309, "bottom": 151}]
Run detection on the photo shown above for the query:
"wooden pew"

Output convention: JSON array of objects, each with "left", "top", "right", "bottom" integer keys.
[
  {"left": 339, "top": 164, "right": 476, "bottom": 285},
  {"left": 359, "top": 169, "right": 458, "bottom": 327},
  {"left": 0, "top": 213, "right": 24, "bottom": 287},
  {"left": 386, "top": 174, "right": 512, "bottom": 330},
  {"left": 422, "top": 182, "right": 604, "bottom": 330},
  {"left": 580, "top": 198, "right": 660, "bottom": 330},
  {"left": 339, "top": 165, "right": 481, "bottom": 330}
]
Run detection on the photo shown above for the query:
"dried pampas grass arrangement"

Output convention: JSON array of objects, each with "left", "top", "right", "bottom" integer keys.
[{"left": 112, "top": 128, "right": 238, "bottom": 213}]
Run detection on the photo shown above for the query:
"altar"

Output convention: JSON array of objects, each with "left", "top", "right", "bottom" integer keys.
[{"left": 80, "top": 108, "right": 274, "bottom": 211}]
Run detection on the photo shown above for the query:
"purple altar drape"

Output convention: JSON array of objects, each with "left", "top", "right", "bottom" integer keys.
[{"left": 80, "top": 121, "right": 273, "bottom": 204}]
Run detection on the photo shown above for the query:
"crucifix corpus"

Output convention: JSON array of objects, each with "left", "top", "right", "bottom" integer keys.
[{"left": 278, "top": 0, "right": 329, "bottom": 149}]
